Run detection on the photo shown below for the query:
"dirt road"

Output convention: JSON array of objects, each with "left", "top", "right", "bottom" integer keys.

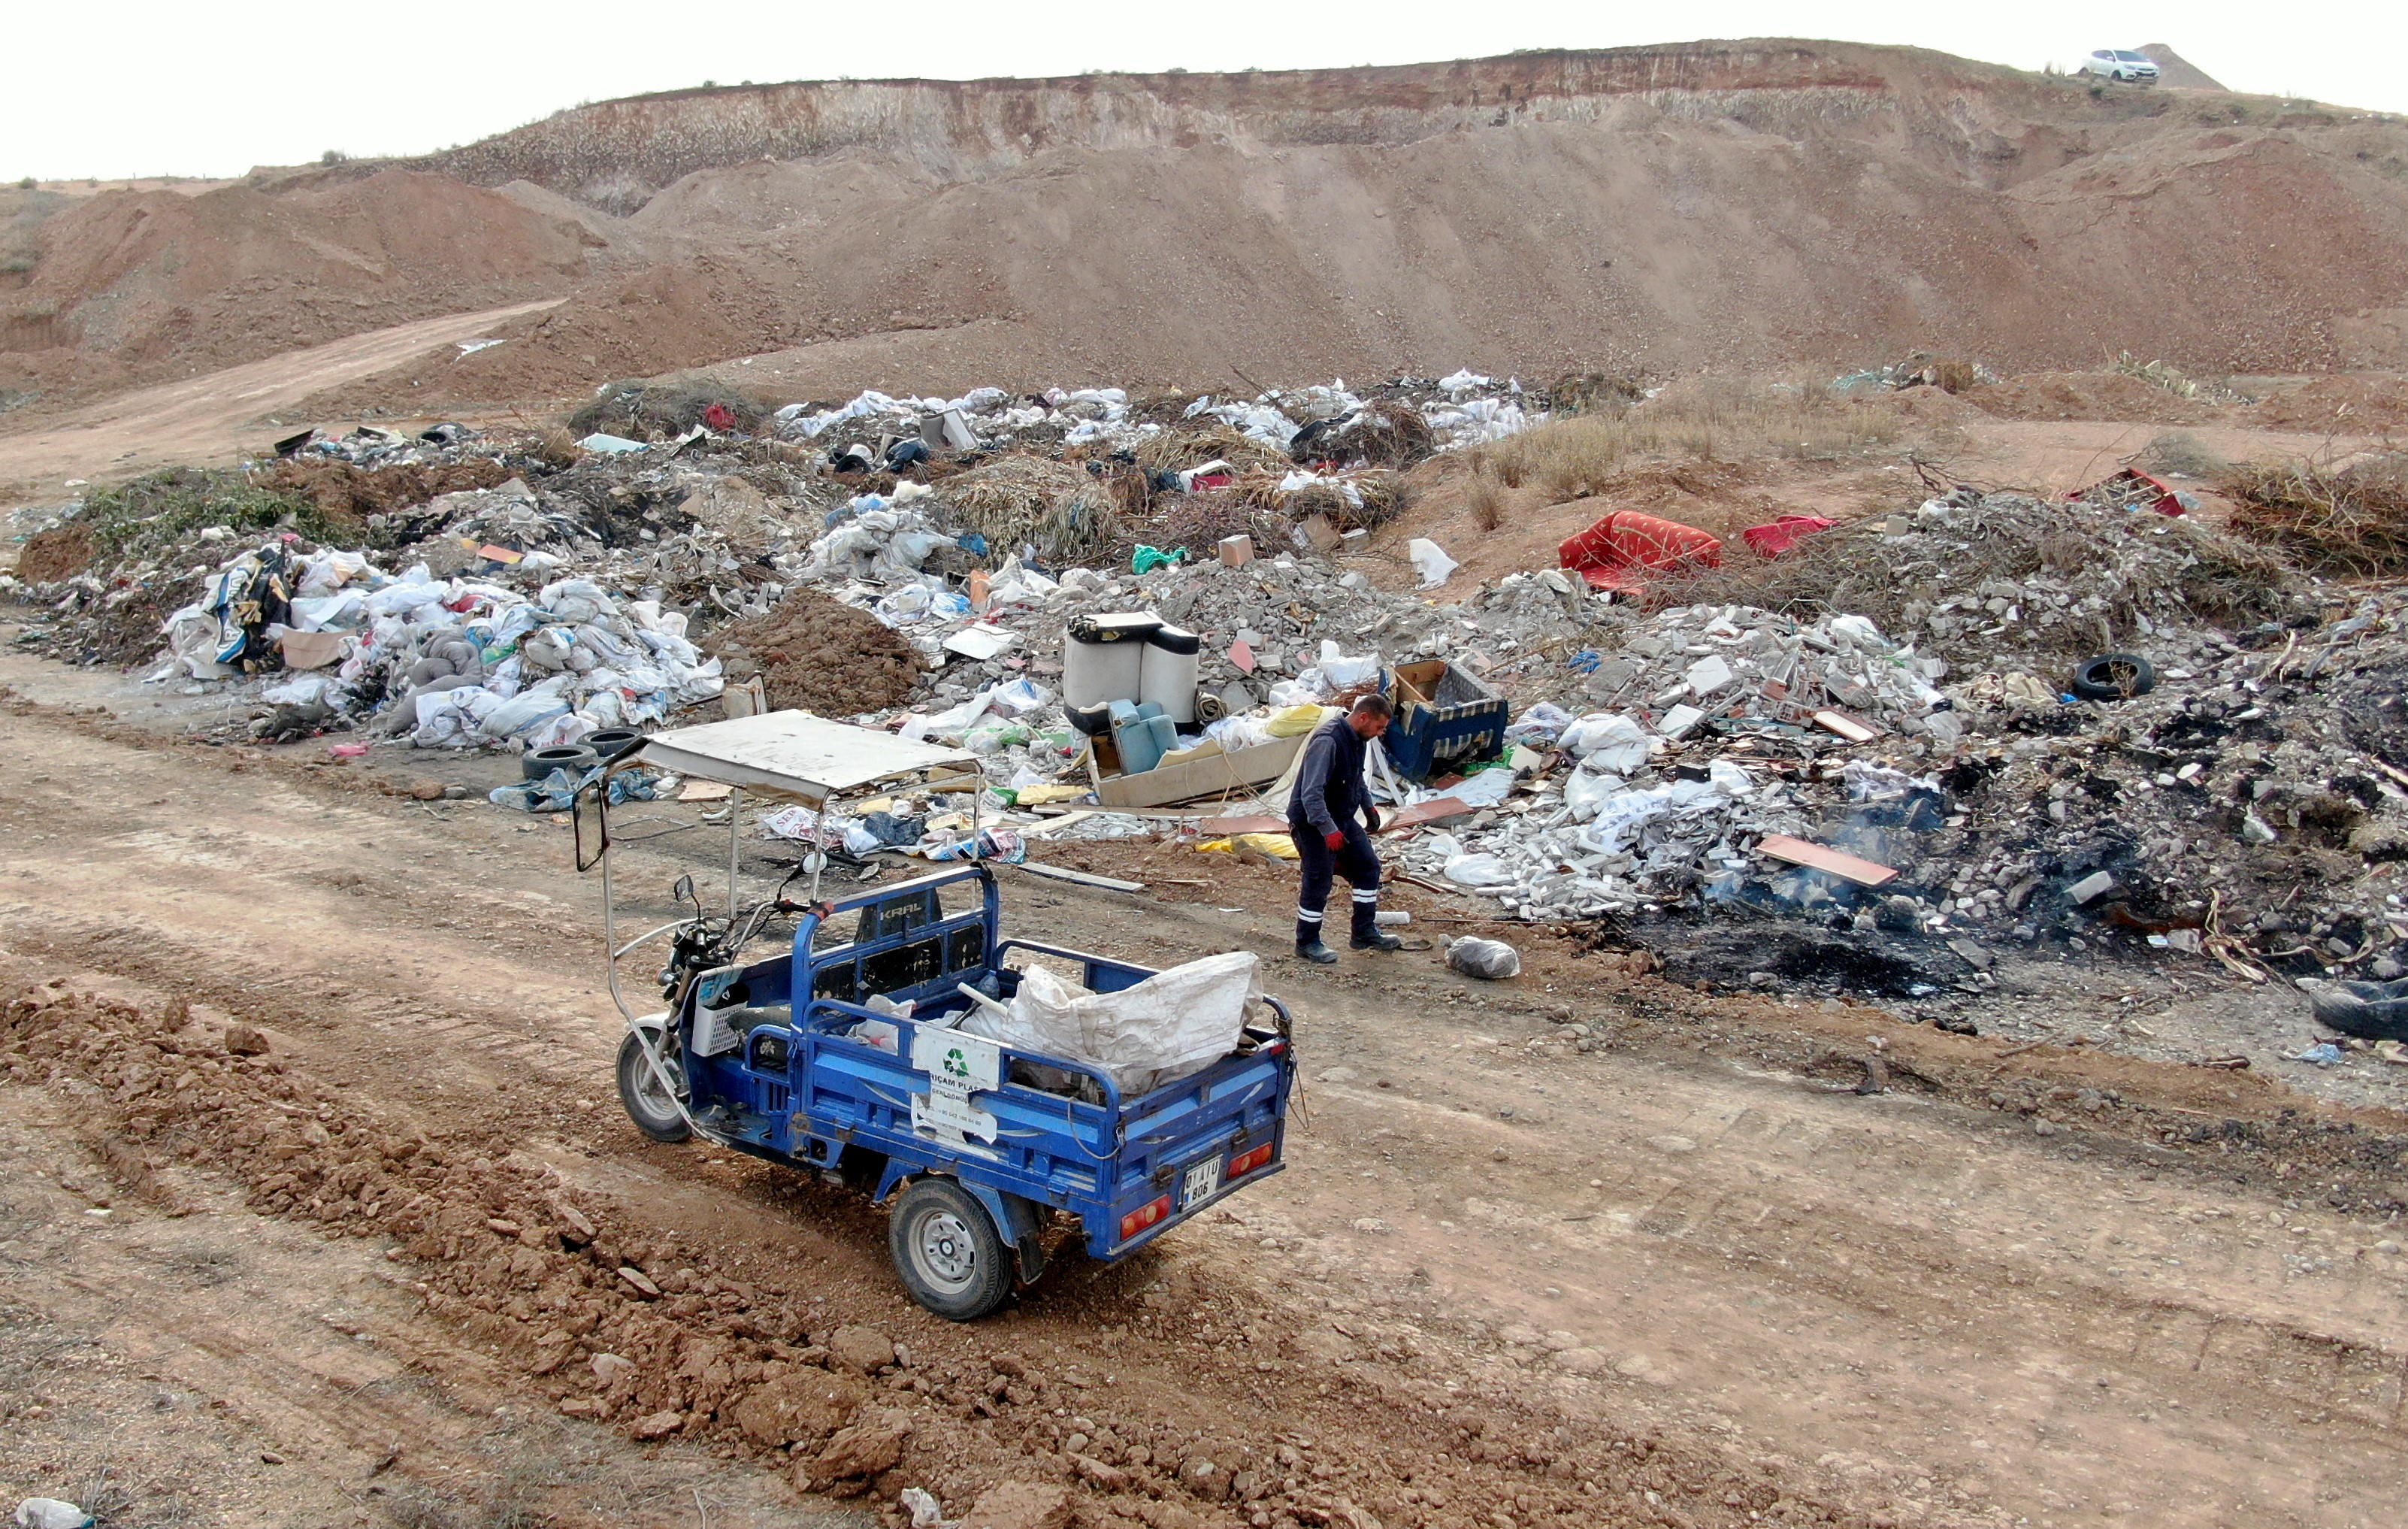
[
  {"left": 0, "top": 300, "right": 561, "bottom": 504},
  {"left": 2, "top": 661, "right": 2406, "bottom": 1529}
]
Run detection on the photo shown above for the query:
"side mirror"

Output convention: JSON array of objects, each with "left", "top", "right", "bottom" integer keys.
[
  {"left": 672, "top": 874, "right": 695, "bottom": 907},
  {"left": 573, "top": 781, "right": 610, "bottom": 873}
]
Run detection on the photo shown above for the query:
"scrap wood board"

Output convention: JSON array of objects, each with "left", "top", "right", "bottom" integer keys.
[
  {"left": 1756, "top": 834, "right": 1898, "bottom": 888},
  {"left": 1018, "top": 861, "right": 1146, "bottom": 893}
]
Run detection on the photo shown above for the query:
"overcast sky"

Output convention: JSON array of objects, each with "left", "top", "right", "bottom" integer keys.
[{"left": 12, "top": 1, "right": 2404, "bottom": 182}]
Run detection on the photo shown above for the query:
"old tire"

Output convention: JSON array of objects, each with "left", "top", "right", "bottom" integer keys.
[
  {"left": 2070, "top": 652, "right": 2155, "bottom": 703},
  {"left": 888, "top": 1177, "right": 1012, "bottom": 1322},
  {"left": 616, "top": 1031, "right": 691, "bottom": 1143},
  {"left": 525, "top": 743, "right": 598, "bottom": 780},
  {"left": 585, "top": 727, "right": 644, "bottom": 762}
]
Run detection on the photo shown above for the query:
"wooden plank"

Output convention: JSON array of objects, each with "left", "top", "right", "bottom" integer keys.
[
  {"left": 1811, "top": 710, "right": 1878, "bottom": 743},
  {"left": 1016, "top": 811, "right": 1100, "bottom": 838},
  {"left": 1199, "top": 813, "right": 1289, "bottom": 836},
  {"left": 1381, "top": 796, "right": 1475, "bottom": 831},
  {"left": 1017, "top": 862, "right": 1146, "bottom": 893},
  {"left": 1756, "top": 833, "right": 1899, "bottom": 888}
]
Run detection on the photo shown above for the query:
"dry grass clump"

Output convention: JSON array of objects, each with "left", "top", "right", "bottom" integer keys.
[
  {"left": 1472, "top": 377, "right": 1901, "bottom": 501},
  {"left": 1547, "top": 373, "right": 1648, "bottom": 414},
  {"left": 2140, "top": 431, "right": 2229, "bottom": 478},
  {"left": 1139, "top": 492, "right": 1281, "bottom": 556},
  {"left": 938, "top": 455, "right": 1121, "bottom": 564},
  {"left": 1130, "top": 422, "right": 1293, "bottom": 475},
  {"left": 2222, "top": 453, "right": 2408, "bottom": 574},
  {"left": 526, "top": 425, "right": 585, "bottom": 470},
  {"left": 1346, "top": 401, "right": 1438, "bottom": 468},
  {"left": 1929, "top": 359, "right": 1978, "bottom": 395},
  {"left": 1468, "top": 470, "right": 1508, "bottom": 531},
  {"left": 1229, "top": 467, "right": 1405, "bottom": 532},
  {"left": 1319, "top": 472, "right": 1408, "bottom": 531}
]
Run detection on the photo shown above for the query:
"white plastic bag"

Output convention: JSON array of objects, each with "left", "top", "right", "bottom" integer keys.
[
  {"left": 1442, "top": 852, "right": 1512, "bottom": 887},
  {"left": 1557, "top": 713, "right": 1651, "bottom": 774},
  {"left": 261, "top": 673, "right": 335, "bottom": 707},
  {"left": 1206, "top": 715, "right": 1275, "bottom": 752},
  {"left": 960, "top": 952, "right": 1262, "bottom": 1095},
  {"left": 1562, "top": 764, "right": 1626, "bottom": 820},
  {"left": 1408, "top": 537, "right": 1458, "bottom": 589},
  {"left": 1505, "top": 701, "right": 1574, "bottom": 746},
  {"left": 1316, "top": 641, "right": 1381, "bottom": 689},
  {"left": 479, "top": 674, "right": 573, "bottom": 740},
  {"left": 988, "top": 677, "right": 1054, "bottom": 716},
  {"left": 1439, "top": 769, "right": 1517, "bottom": 810},
  {"left": 1826, "top": 613, "right": 1891, "bottom": 651}
]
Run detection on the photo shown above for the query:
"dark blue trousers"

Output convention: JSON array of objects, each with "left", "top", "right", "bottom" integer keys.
[{"left": 1290, "top": 817, "right": 1381, "bottom": 947}]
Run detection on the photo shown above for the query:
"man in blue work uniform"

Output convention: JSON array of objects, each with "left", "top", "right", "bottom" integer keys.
[{"left": 1287, "top": 694, "right": 1404, "bottom": 964}]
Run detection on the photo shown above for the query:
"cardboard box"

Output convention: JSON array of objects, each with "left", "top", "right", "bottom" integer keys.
[
  {"left": 1086, "top": 730, "right": 1308, "bottom": 810},
  {"left": 1218, "top": 534, "right": 1254, "bottom": 567}
]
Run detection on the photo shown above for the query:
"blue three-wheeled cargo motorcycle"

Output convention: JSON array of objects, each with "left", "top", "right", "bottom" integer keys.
[{"left": 576, "top": 710, "right": 1299, "bottom": 1319}]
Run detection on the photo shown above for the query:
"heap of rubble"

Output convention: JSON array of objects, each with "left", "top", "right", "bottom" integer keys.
[{"left": 14, "top": 378, "right": 2408, "bottom": 995}]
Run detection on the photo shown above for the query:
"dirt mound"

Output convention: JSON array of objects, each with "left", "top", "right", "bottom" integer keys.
[
  {"left": 18, "top": 41, "right": 2408, "bottom": 428},
  {"left": 708, "top": 589, "right": 919, "bottom": 716},
  {"left": 0, "top": 170, "right": 594, "bottom": 407},
  {"left": 16, "top": 519, "right": 94, "bottom": 582},
  {"left": 255, "top": 455, "right": 513, "bottom": 521},
  {"left": 1968, "top": 371, "right": 2230, "bottom": 424},
  {"left": 2248, "top": 374, "right": 2408, "bottom": 435},
  {"left": 2137, "top": 44, "right": 2229, "bottom": 92}
]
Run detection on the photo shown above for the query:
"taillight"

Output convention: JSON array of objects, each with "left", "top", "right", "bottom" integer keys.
[
  {"left": 1228, "top": 1142, "right": 1275, "bottom": 1177},
  {"left": 1119, "top": 1194, "right": 1172, "bottom": 1241}
]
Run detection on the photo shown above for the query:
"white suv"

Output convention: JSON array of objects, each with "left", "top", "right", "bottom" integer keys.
[{"left": 2080, "top": 50, "right": 2161, "bottom": 83}]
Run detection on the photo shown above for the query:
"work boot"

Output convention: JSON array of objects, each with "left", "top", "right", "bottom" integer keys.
[
  {"left": 1296, "top": 941, "right": 1339, "bottom": 964},
  {"left": 1351, "top": 930, "right": 1403, "bottom": 952}
]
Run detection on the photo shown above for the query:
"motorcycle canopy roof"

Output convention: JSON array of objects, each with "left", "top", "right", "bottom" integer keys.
[{"left": 622, "top": 710, "right": 979, "bottom": 806}]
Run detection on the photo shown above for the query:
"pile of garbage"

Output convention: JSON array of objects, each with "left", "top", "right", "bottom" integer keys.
[
  {"left": 153, "top": 542, "right": 727, "bottom": 753},
  {"left": 778, "top": 373, "right": 1539, "bottom": 465},
  {"left": 1368, "top": 595, "right": 1949, "bottom": 922},
  {"left": 1566, "top": 601, "right": 1957, "bottom": 744},
  {"left": 1367, "top": 572, "right": 2408, "bottom": 996},
  {"left": 1669, "top": 487, "right": 2303, "bottom": 670},
  {"left": 23, "top": 367, "right": 2408, "bottom": 998}
]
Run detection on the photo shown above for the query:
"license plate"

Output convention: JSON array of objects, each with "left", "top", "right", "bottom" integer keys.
[{"left": 1180, "top": 1156, "right": 1222, "bottom": 1208}]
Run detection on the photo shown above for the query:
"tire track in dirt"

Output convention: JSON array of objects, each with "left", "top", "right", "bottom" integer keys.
[
  {"left": 0, "top": 300, "right": 565, "bottom": 503},
  {"left": 0, "top": 1077, "right": 855, "bottom": 1529},
  {"left": 5, "top": 692, "right": 2408, "bottom": 1525}
]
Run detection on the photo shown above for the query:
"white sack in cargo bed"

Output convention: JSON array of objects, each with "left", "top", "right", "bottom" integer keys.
[{"left": 963, "top": 951, "right": 1261, "bottom": 1097}]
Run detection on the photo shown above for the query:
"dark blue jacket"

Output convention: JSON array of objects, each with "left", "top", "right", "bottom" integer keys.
[{"left": 1289, "top": 713, "right": 1370, "bottom": 837}]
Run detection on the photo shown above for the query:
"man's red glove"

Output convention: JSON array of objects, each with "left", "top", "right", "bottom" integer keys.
[{"left": 1324, "top": 830, "right": 1345, "bottom": 851}]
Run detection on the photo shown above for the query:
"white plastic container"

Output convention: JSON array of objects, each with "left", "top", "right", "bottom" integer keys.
[
  {"left": 1137, "top": 625, "right": 1202, "bottom": 724},
  {"left": 1063, "top": 613, "right": 1160, "bottom": 710}
]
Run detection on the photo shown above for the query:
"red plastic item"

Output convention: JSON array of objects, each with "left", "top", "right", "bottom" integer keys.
[
  {"left": 1740, "top": 514, "right": 1838, "bottom": 556},
  {"left": 1557, "top": 510, "right": 1723, "bottom": 592},
  {"left": 2068, "top": 468, "right": 2186, "bottom": 516},
  {"left": 703, "top": 402, "right": 737, "bottom": 431}
]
